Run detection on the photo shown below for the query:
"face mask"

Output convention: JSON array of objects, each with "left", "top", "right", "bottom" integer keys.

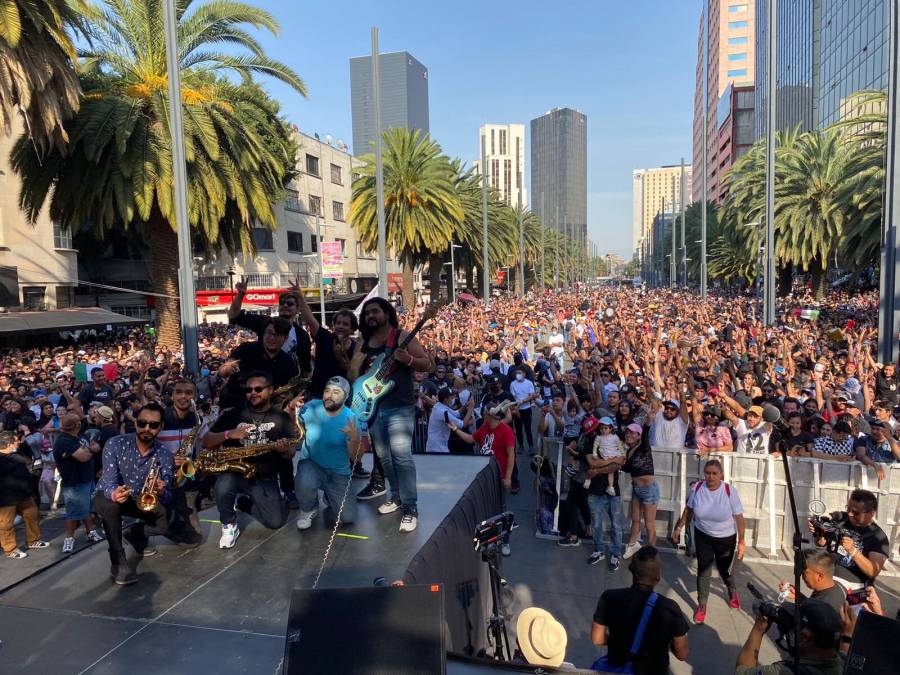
[
  {"left": 201, "top": 368, "right": 210, "bottom": 377},
  {"left": 516, "top": 373, "right": 525, "bottom": 381}
]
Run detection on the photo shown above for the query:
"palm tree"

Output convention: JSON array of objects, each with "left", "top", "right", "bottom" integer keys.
[
  {"left": 0, "top": 0, "right": 86, "bottom": 152},
  {"left": 12, "top": 0, "right": 305, "bottom": 348},
  {"left": 351, "top": 127, "right": 462, "bottom": 303}
]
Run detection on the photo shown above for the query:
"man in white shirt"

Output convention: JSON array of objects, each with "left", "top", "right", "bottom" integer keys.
[
  {"left": 648, "top": 395, "right": 690, "bottom": 449},
  {"left": 718, "top": 397, "right": 772, "bottom": 455},
  {"left": 510, "top": 367, "right": 538, "bottom": 457},
  {"left": 427, "top": 388, "right": 468, "bottom": 453}
]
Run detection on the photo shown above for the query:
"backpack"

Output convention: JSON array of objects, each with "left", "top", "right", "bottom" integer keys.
[{"left": 694, "top": 480, "right": 731, "bottom": 497}]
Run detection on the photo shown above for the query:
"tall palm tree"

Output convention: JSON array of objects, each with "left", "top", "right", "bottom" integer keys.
[
  {"left": 0, "top": 0, "right": 86, "bottom": 152},
  {"left": 12, "top": 0, "right": 305, "bottom": 348},
  {"left": 351, "top": 127, "right": 462, "bottom": 303}
]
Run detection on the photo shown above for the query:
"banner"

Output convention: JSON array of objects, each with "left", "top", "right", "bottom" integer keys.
[
  {"left": 321, "top": 242, "right": 344, "bottom": 279},
  {"left": 496, "top": 269, "right": 506, "bottom": 285}
]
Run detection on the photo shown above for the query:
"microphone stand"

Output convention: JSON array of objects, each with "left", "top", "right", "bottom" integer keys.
[{"left": 763, "top": 405, "right": 802, "bottom": 670}]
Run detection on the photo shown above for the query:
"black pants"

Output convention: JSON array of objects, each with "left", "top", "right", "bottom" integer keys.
[
  {"left": 214, "top": 472, "right": 287, "bottom": 529},
  {"left": 694, "top": 528, "right": 737, "bottom": 604},
  {"left": 513, "top": 408, "right": 534, "bottom": 451},
  {"left": 369, "top": 453, "right": 384, "bottom": 486},
  {"left": 559, "top": 481, "right": 591, "bottom": 537},
  {"left": 93, "top": 492, "right": 172, "bottom": 566},
  {"left": 276, "top": 455, "right": 294, "bottom": 496},
  {"left": 168, "top": 484, "right": 203, "bottom": 544}
]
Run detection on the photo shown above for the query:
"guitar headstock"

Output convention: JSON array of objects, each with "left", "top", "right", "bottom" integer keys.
[{"left": 420, "top": 303, "right": 440, "bottom": 323}]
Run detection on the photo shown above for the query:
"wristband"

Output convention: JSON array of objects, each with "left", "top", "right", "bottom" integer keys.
[
  {"left": 840, "top": 635, "right": 853, "bottom": 645},
  {"left": 224, "top": 429, "right": 230, "bottom": 440}
]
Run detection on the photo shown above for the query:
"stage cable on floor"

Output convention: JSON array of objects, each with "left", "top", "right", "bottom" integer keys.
[{"left": 310, "top": 471, "right": 355, "bottom": 590}]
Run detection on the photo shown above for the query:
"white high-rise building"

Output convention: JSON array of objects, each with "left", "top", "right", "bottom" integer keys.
[
  {"left": 473, "top": 124, "right": 527, "bottom": 208},
  {"left": 632, "top": 165, "right": 692, "bottom": 255}
]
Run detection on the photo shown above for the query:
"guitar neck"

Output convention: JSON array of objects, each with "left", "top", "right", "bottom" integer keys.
[{"left": 372, "top": 313, "right": 433, "bottom": 380}]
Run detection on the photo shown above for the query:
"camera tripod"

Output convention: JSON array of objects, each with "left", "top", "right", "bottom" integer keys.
[{"left": 482, "top": 541, "right": 512, "bottom": 661}]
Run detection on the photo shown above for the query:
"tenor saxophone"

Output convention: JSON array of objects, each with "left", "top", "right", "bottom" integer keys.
[
  {"left": 195, "top": 436, "right": 303, "bottom": 480},
  {"left": 174, "top": 420, "right": 202, "bottom": 488},
  {"left": 138, "top": 455, "right": 160, "bottom": 512},
  {"left": 271, "top": 375, "right": 312, "bottom": 403}
]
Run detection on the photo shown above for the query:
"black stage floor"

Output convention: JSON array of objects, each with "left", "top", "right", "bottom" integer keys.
[{"left": 0, "top": 455, "right": 488, "bottom": 674}]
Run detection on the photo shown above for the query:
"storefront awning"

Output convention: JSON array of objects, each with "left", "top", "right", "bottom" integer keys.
[{"left": 0, "top": 307, "right": 146, "bottom": 335}]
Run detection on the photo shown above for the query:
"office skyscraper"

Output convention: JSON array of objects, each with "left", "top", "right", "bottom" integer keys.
[
  {"left": 632, "top": 165, "right": 693, "bottom": 254},
  {"left": 349, "top": 51, "right": 429, "bottom": 155},
  {"left": 473, "top": 124, "right": 527, "bottom": 207},
  {"left": 530, "top": 107, "right": 587, "bottom": 245}
]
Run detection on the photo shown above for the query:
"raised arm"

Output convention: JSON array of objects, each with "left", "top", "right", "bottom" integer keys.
[{"left": 227, "top": 278, "right": 248, "bottom": 322}]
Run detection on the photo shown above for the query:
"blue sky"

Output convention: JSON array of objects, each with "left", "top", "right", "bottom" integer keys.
[{"left": 253, "top": 0, "right": 700, "bottom": 258}]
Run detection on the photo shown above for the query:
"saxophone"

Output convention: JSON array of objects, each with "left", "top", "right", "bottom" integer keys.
[
  {"left": 173, "top": 419, "right": 202, "bottom": 488},
  {"left": 196, "top": 436, "right": 303, "bottom": 480},
  {"left": 271, "top": 375, "right": 312, "bottom": 404},
  {"left": 138, "top": 455, "right": 160, "bottom": 512}
]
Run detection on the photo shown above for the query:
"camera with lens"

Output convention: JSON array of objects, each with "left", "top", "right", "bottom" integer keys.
[
  {"left": 747, "top": 583, "right": 796, "bottom": 650},
  {"left": 473, "top": 512, "right": 516, "bottom": 554},
  {"left": 810, "top": 513, "right": 849, "bottom": 554}
]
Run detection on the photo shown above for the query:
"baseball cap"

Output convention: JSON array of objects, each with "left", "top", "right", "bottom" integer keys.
[
  {"left": 625, "top": 422, "right": 643, "bottom": 435},
  {"left": 663, "top": 400, "right": 680, "bottom": 410},
  {"left": 707, "top": 386, "right": 721, "bottom": 397},
  {"left": 324, "top": 376, "right": 351, "bottom": 400},
  {"left": 704, "top": 405, "right": 722, "bottom": 419},
  {"left": 870, "top": 420, "right": 888, "bottom": 429},
  {"left": 598, "top": 416, "right": 615, "bottom": 427},
  {"left": 581, "top": 416, "right": 600, "bottom": 435},
  {"left": 96, "top": 406, "right": 115, "bottom": 421},
  {"left": 797, "top": 599, "right": 841, "bottom": 647},
  {"left": 747, "top": 405, "right": 765, "bottom": 417}
]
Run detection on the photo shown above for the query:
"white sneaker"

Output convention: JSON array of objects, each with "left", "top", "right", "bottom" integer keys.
[
  {"left": 219, "top": 523, "right": 240, "bottom": 549},
  {"left": 623, "top": 541, "right": 642, "bottom": 560},
  {"left": 296, "top": 510, "right": 318, "bottom": 531},
  {"left": 7, "top": 550, "right": 27, "bottom": 559},
  {"left": 399, "top": 513, "right": 418, "bottom": 533},
  {"left": 62, "top": 537, "right": 75, "bottom": 553},
  {"left": 87, "top": 529, "right": 104, "bottom": 543},
  {"left": 378, "top": 500, "right": 401, "bottom": 515}
]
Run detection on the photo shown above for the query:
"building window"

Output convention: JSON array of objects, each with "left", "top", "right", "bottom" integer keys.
[
  {"left": 499, "top": 129, "right": 507, "bottom": 155},
  {"left": 251, "top": 228, "right": 274, "bottom": 250},
  {"left": 490, "top": 129, "right": 495, "bottom": 155},
  {"left": 288, "top": 262, "right": 311, "bottom": 286},
  {"left": 56, "top": 286, "right": 74, "bottom": 309},
  {"left": 727, "top": 68, "right": 749, "bottom": 77},
  {"left": 311, "top": 235, "right": 320, "bottom": 253},
  {"left": 196, "top": 275, "right": 228, "bottom": 290},
  {"left": 336, "top": 238, "right": 346, "bottom": 254},
  {"left": 728, "top": 4, "right": 747, "bottom": 12},
  {"left": 491, "top": 159, "right": 500, "bottom": 190},
  {"left": 356, "top": 241, "right": 374, "bottom": 259},
  {"left": 728, "top": 52, "right": 747, "bottom": 61},
  {"left": 332, "top": 200, "right": 345, "bottom": 221},
  {"left": 110, "top": 305, "right": 151, "bottom": 319},
  {"left": 504, "top": 159, "right": 512, "bottom": 205},
  {"left": 728, "top": 36, "right": 748, "bottom": 45},
  {"left": 308, "top": 195, "right": 322, "bottom": 216},
  {"left": 243, "top": 273, "right": 274, "bottom": 287},
  {"left": 727, "top": 20, "right": 748, "bottom": 29},
  {"left": 330, "top": 163, "right": 343, "bottom": 185},
  {"left": 287, "top": 231, "right": 304, "bottom": 253},
  {"left": 306, "top": 154, "right": 320, "bottom": 176},
  {"left": 53, "top": 223, "right": 72, "bottom": 249},
  {"left": 22, "top": 286, "right": 46, "bottom": 310},
  {"left": 285, "top": 189, "right": 301, "bottom": 212},
  {"left": 352, "top": 172, "right": 361, "bottom": 184}
]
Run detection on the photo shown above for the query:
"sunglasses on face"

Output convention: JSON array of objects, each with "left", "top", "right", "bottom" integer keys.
[
  {"left": 279, "top": 299, "right": 296, "bottom": 307},
  {"left": 135, "top": 419, "right": 161, "bottom": 430},
  {"left": 245, "top": 385, "right": 270, "bottom": 393}
]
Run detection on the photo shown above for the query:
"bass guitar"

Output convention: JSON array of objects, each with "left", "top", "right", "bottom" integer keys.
[{"left": 351, "top": 305, "right": 438, "bottom": 423}]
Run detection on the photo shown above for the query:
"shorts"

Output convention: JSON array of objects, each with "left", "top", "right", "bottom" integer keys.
[
  {"left": 632, "top": 480, "right": 660, "bottom": 505},
  {"left": 62, "top": 483, "right": 93, "bottom": 521}
]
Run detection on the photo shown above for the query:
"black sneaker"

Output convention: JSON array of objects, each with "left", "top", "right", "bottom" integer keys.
[
  {"left": 352, "top": 464, "right": 371, "bottom": 479},
  {"left": 588, "top": 551, "right": 605, "bottom": 565},
  {"left": 557, "top": 535, "right": 580, "bottom": 547},
  {"left": 608, "top": 556, "right": 620, "bottom": 571},
  {"left": 114, "top": 567, "right": 138, "bottom": 586},
  {"left": 357, "top": 482, "right": 387, "bottom": 501}
]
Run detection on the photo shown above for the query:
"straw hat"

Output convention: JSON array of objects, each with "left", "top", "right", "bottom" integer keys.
[{"left": 516, "top": 607, "right": 567, "bottom": 668}]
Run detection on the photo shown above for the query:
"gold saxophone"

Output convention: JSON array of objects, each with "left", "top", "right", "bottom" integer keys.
[
  {"left": 138, "top": 455, "right": 160, "bottom": 512},
  {"left": 174, "top": 419, "right": 202, "bottom": 488},
  {"left": 271, "top": 375, "right": 312, "bottom": 404},
  {"left": 196, "top": 436, "right": 303, "bottom": 480}
]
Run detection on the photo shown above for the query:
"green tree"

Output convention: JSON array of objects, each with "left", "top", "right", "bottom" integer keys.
[
  {"left": 351, "top": 127, "right": 462, "bottom": 303},
  {"left": 0, "top": 0, "right": 87, "bottom": 152},
  {"left": 12, "top": 0, "right": 305, "bottom": 348}
]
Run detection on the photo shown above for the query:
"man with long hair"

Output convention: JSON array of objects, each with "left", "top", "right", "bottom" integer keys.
[{"left": 349, "top": 298, "right": 433, "bottom": 533}]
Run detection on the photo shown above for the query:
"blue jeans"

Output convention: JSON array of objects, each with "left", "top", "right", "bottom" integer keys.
[
  {"left": 295, "top": 460, "right": 356, "bottom": 524},
  {"left": 368, "top": 406, "right": 417, "bottom": 511},
  {"left": 588, "top": 493, "right": 622, "bottom": 557}
]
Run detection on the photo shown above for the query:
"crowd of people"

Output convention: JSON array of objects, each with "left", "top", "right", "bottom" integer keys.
[{"left": 0, "top": 282, "right": 897, "bottom": 673}]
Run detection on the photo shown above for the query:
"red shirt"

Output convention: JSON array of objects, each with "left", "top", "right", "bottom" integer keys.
[{"left": 474, "top": 422, "right": 515, "bottom": 476}]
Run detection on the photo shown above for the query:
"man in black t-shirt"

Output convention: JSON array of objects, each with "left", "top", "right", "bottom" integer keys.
[
  {"left": 780, "top": 549, "right": 846, "bottom": 615},
  {"left": 593, "top": 545, "right": 689, "bottom": 674},
  {"left": 479, "top": 376, "right": 515, "bottom": 424},
  {"left": 808, "top": 489, "right": 890, "bottom": 586},
  {"left": 77, "top": 368, "right": 116, "bottom": 413},
  {"left": 53, "top": 414, "right": 103, "bottom": 553},
  {"left": 203, "top": 372, "right": 298, "bottom": 549}
]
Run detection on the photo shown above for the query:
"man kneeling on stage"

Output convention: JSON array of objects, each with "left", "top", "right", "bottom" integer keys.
[
  {"left": 295, "top": 376, "right": 361, "bottom": 530},
  {"left": 94, "top": 402, "right": 175, "bottom": 586},
  {"left": 203, "top": 371, "right": 298, "bottom": 549}
]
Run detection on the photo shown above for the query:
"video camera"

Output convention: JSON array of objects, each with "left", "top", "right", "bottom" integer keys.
[
  {"left": 473, "top": 512, "right": 516, "bottom": 554},
  {"left": 747, "top": 583, "right": 796, "bottom": 651}
]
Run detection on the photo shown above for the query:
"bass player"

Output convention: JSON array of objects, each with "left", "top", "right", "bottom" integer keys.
[
  {"left": 202, "top": 371, "right": 298, "bottom": 549},
  {"left": 349, "top": 298, "right": 434, "bottom": 533}
]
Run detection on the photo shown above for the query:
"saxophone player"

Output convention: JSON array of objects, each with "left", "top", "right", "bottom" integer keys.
[
  {"left": 93, "top": 402, "right": 175, "bottom": 586},
  {"left": 202, "top": 371, "right": 298, "bottom": 549}
]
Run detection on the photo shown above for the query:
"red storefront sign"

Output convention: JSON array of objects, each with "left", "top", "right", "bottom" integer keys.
[
  {"left": 496, "top": 270, "right": 506, "bottom": 285},
  {"left": 196, "top": 289, "right": 287, "bottom": 307},
  {"left": 388, "top": 273, "right": 403, "bottom": 292}
]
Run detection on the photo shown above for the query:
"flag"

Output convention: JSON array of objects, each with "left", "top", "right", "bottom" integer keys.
[
  {"left": 74, "top": 363, "right": 88, "bottom": 382},
  {"left": 354, "top": 284, "right": 380, "bottom": 320}
]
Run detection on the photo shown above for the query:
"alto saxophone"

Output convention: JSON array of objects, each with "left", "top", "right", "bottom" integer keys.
[
  {"left": 271, "top": 375, "right": 312, "bottom": 404},
  {"left": 174, "top": 419, "right": 202, "bottom": 488},
  {"left": 196, "top": 436, "right": 303, "bottom": 480},
  {"left": 138, "top": 455, "right": 161, "bottom": 512}
]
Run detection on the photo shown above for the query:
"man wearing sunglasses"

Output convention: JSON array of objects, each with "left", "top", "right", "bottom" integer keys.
[
  {"left": 94, "top": 402, "right": 176, "bottom": 585},
  {"left": 204, "top": 372, "right": 298, "bottom": 549},
  {"left": 228, "top": 279, "right": 312, "bottom": 378}
]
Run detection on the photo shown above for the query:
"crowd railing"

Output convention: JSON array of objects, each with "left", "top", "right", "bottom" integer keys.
[{"left": 535, "top": 437, "right": 900, "bottom": 574}]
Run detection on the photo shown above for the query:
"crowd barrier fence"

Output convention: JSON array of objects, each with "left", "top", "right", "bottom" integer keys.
[{"left": 536, "top": 437, "right": 900, "bottom": 574}]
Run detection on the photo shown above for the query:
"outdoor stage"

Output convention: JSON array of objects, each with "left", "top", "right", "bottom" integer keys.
[{"left": 0, "top": 455, "right": 495, "bottom": 674}]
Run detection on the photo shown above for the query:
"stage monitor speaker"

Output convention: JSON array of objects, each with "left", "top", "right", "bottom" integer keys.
[
  {"left": 844, "top": 610, "right": 900, "bottom": 674},
  {"left": 283, "top": 584, "right": 446, "bottom": 675}
]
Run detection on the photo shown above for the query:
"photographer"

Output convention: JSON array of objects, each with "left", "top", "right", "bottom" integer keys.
[
  {"left": 807, "top": 489, "right": 889, "bottom": 587},
  {"left": 779, "top": 549, "right": 846, "bottom": 615},
  {"left": 735, "top": 599, "right": 844, "bottom": 675}
]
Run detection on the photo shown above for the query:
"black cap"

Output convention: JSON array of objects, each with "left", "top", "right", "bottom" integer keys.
[{"left": 799, "top": 599, "right": 842, "bottom": 645}]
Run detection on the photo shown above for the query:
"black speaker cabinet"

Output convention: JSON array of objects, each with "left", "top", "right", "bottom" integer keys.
[
  {"left": 844, "top": 610, "right": 900, "bottom": 674},
  {"left": 283, "top": 584, "right": 446, "bottom": 674}
]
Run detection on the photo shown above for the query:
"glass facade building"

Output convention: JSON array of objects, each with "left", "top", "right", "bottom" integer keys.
[
  {"left": 754, "top": 0, "right": 887, "bottom": 140},
  {"left": 530, "top": 108, "right": 588, "bottom": 247}
]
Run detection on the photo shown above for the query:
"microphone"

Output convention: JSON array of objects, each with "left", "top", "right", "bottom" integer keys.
[{"left": 762, "top": 404, "right": 789, "bottom": 433}]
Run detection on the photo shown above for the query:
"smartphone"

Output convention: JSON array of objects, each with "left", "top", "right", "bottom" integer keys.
[{"left": 846, "top": 588, "right": 868, "bottom": 606}]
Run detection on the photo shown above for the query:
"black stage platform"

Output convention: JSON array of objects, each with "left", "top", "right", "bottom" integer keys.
[{"left": 0, "top": 455, "right": 490, "bottom": 674}]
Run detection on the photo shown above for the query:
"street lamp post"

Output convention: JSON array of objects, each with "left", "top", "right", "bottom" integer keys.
[
  {"left": 763, "top": 0, "right": 777, "bottom": 325},
  {"left": 448, "top": 242, "right": 462, "bottom": 303},
  {"left": 227, "top": 265, "right": 235, "bottom": 292},
  {"left": 301, "top": 215, "right": 327, "bottom": 326}
]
